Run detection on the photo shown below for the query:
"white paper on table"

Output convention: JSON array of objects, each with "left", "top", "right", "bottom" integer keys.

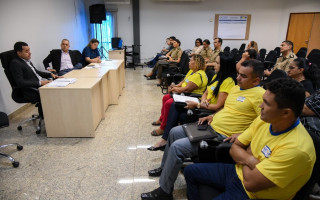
[
  {"left": 54, "top": 78, "right": 77, "bottom": 83},
  {"left": 172, "top": 94, "right": 200, "bottom": 103},
  {"left": 47, "top": 81, "right": 70, "bottom": 87}
]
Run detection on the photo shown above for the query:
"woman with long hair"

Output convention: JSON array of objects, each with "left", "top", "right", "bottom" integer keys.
[
  {"left": 148, "top": 52, "right": 237, "bottom": 150},
  {"left": 287, "top": 57, "right": 320, "bottom": 96}
]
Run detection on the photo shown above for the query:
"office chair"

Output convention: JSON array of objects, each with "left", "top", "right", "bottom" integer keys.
[
  {"left": 261, "top": 69, "right": 287, "bottom": 88},
  {"left": 259, "top": 48, "right": 267, "bottom": 62},
  {"left": 296, "top": 47, "right": 307, "bottom": 58},
  {"left": 274, "top": 47, "right": 281, "bottom": 58},
  {"left": 263, "top": 50, "right": 277, "bottom": 70},
  {"left": 308, "top": 53, "right": 320, "bottom": 68},
  {"left": 198, "top": 129, "right": 320, "bottom": 200},
  {"left": 223, "top": 46, "right": 230, "bottom": 53},
  {"left": 239, "top": 43, "right": 246, "bottom": 52},
  {"left": 124, "top": 45, "right": 144, "bottom": 70},
  {"left": 0, "top": 50, "right": 43, "bottom": 134},
  {"left": 230, "top": 48, "right": 238, "bottom": 58},
  {"left": 160, "top": 51, "right": 190, "bottom": 94},
  {"left": 307, "top": 49, "right": 320, "bottom": 59},
  {"left": 0, "top": 111, "right": 23, "bottom": 168},
  {"left": 235, "top": 50, "right": 244, "bottom": 62}
]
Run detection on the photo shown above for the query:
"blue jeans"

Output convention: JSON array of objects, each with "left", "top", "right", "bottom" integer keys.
[{"left": 184, "top": 163, "right": 249, "bottom": 200}]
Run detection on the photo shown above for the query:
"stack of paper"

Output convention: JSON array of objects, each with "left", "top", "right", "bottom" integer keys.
[
  {"left": 172, "top": 94, "right": 200, "bottom": 103},
  {"left": 46, "top": 78, "right": 77, "bottom": 87}
]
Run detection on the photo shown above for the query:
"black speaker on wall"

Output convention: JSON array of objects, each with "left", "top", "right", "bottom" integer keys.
[{"left": 89, "top": 4, "right": 106, "bottom": 24}]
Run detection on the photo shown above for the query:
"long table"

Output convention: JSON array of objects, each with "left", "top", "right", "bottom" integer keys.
[{"left": 39, "top": 59, "right": 125, "bottom": 137}]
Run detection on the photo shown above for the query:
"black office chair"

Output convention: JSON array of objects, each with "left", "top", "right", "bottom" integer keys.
[
  {"left": 259, "top": 48, "right": 267, "bottom": 62},
  {"left": 198, "top": 130, "right": 320, "bottom": 200},
  {"left": 230, "top": 48, "right": 238, "bottom": 58},
  {"left": 263, "top": 50, "right": 277, "bottom": 70},
  {"left": 160, "top": 51, "right": 190, "bottom": 94},
  {"left": 235, "top": 50, "right": 244, "bottom": 62},
  {"left": 0, "top": 50, "right": 43, "bottom": 134},
  {"left": 296, "top": 47, "right": 308, "bottom": 58},
  {"left": 0, "top": 112, "right": 23, "bottom": 168},
  {"left": 239, "top": 43, "right": 246, "bottom": 52},
  {"left": 223, "top": 46, "right": 230, "bottom": 53},
  {"left": 124, "top": 45, "right": 143, "bottom": 70},
  {"left": 307, "top": 49, "right": 320, "bottom": 59},
  {"left": 261, "top": 69, "right": 287, "bottom": 88},
  {"left": 308, "top": 53, "right": 320, "bottom": 68},
  {"left": 274, "top": 47, "right": 281, "bottom": 58}
]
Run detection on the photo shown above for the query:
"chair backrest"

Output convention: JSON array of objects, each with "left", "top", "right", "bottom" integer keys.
[
  {"left": 308, "top": 49, "right": 320, "bottom": 59},
  {"left": 72, "top": 50, "right": 82, "bottom": 63},
  {"left": 259, "top": 48, "right": 267, "bottom": 62},
  {"left": 179, "top": 51, "right": 190, "bottom": 75},
  {"left": 293, "top": 130, "right": 320, "bottom": 200},
  {"left": 205, "top": 69, "right": 215, "bottom": 83},
  {"left": 264, "top": 50, "right": 277, "bottom": 63},
  {"left": 239, "top": 43, "right": 246, "bottom": 51},
  {"left": 274, "top": 47, "right": 281, "bottom": 58},
  {"left": 230, "top": 48, "right": 238, "bottom": 57},
  {"left": 223, "top": 46, "right": 230, "bottom": 52},
  {"left": 235, "top": 50, "right": 244, "bottom": 62},
  {"left": 296, "top": 47, "right": 308, "bottom": 58},
  {"left": 262, "top": 69, "right": 287, "bottom": 88},
  {"left": 0, "top": 50, "right": 27, "bottom": 103}
]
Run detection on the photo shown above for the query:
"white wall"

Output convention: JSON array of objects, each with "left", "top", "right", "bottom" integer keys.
[
  {"left": 0, "top": 0, "right": 90, "bottom": 114},
  {"left": 115, "top": 0, "right": 320, "bottom": 60}
]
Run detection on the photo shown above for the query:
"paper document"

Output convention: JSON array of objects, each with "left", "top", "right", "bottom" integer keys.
[
  {"left": 172, "top": 94, "right": 200, "bottom": 103},
  {"left": 54, "top": 78, "right": 77, "bottom": 83}
]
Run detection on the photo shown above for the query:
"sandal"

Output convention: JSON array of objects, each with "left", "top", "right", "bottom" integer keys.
[
  {"left": 151, "top": 130, "right": 162, "bottom": 136},
  {"left": 151, "top": 121, "right": 161, "bottom": 126}
]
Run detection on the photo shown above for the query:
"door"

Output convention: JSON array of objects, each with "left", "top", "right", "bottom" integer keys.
[{"left": 286, "top": 13, "right": 320, "bottom": 55}]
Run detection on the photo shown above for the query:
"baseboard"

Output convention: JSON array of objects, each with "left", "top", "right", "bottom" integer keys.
[{"left": 8, "top": 103, "right": 32, "bottom": 120}]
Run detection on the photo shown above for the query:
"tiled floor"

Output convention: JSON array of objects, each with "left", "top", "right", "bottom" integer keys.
[{"left": 0, "top": 67, "right": 187, "bottom": 200}]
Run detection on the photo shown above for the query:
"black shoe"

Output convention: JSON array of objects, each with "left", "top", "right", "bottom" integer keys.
[
  {"left": 141, "top": 187, "right": 173, "bottom": 200},
  {"left": 144, "top": 61, "right": 152, "bottom": 65},
  {"left": 147, "top": 145, "right": 166, "bottom": 151},
  {"left": 148, "top": 168, "right": 162, "bottom": 177}
]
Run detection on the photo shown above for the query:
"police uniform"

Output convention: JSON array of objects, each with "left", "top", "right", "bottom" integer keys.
[
  {"left": 200, "top": 46, "right": 213, "bottom": 61},
  {"left": 274, "top": 52, "right": 297, "bottom": 73},
  {"left": 209, "top": 48, "right": 222, "bottom": 63}
]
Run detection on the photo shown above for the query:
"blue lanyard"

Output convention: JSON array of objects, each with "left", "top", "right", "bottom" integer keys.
[
  {"left": 269, "top": 118, "right": 300, "bottom": 136},
  {"left": 240, "top": 84, "right": 260, "bottom": 90}
]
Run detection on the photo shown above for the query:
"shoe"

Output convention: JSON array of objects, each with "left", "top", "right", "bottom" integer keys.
[
  {"left": 141, "top": 187, "right": 173, "bottom": 200},
  {"left": 148, "top": 168, "right": 162, "bottom": 177},
  {"left": 156, "top": 84, "right": 162, "bottom": 87},
  {"left": 144, "top": 61, "right": 152, "bottom": 65},
  {"left": 151, "top": 121, "right": 161, "bottom": 126},
  {"left": 147, "top": 76, "right": 156, "bottom": 80},
  {"left": 151, "top": 130, "right": 162, "bottom": 136},
  {"left": 147, "top": 145, "right": 166, "bottom": 151}
]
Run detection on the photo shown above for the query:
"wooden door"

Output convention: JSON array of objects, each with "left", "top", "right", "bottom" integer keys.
[
  {"left": 287, "top": 13, "right": 314, "bottom": 54},
  {"left": 307, "top": 13, "right": 320, "bottom": 55}
]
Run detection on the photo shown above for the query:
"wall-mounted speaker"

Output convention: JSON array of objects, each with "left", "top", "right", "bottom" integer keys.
[{"left": 89, "top": 4, "right": 106, "bottom": 24}]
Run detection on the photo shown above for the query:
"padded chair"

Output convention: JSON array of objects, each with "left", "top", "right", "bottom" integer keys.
[
  {"left": 124, "top": 45, "right": 143, "bottom": 70},
  {"left": 239, "top": 43, "right": 246, "bottom": 52},
  {"left": 296, "top": 47, "right": 308, "bottom": 58},
  {"left": 308, "top": 53, "right": 320, "bottom": 68},
  {"left": 259, "top": 48, "right": 267, "bottom": 62},
  {"left": 0, "top": 112, "right": 23, "bottom": 168},
  {"left": 235, "top": 50, "right": 244, "bottom": 62},
  {"left": 198, "top": 130, "right": 320, "bottom": 200},
  {"left": 223, "top": 46, "right": 230, "bottom": 53},
  {"left": 263, "top": 50, "right": 277, "bottom": 70},
  {"left": 307, "top": 49, "right": 320, "bottom": 59},
  {"left": 230, "top": 48, "right": 238, "bottom": 58},
  {"left": 261, "top": 69, "right": 287, "bottom": 88},
  {"left": 0, "top": 50, "right": 43, "bottom": 134},
  {"left": 160, "top": 51, "right": 190, "bottom": 94},
  {"left": 274, "top": 47, "right": 281, "bottom": 58}
]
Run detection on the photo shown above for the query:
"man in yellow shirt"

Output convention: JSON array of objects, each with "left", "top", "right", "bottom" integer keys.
[
  {"left": 184, "top": 78, "right": 316, "bottom": 200},
  {"left": 141, "top": 60, "right": 265, "bottom": 200}
]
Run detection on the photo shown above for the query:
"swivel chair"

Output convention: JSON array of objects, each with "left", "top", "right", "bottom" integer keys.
[
  {"left": 274, "top": 47, "right": 281, "bottom": 58},
  {"left": 0, "top": 111, "right": 23, "bottom": 168},
  {"left": 239, "top": 43, "right": 246, "bottom": 52},
  {"left": 0, "top": 50, "right": 43, "bottom": 134},
  {"left": 223, "top": 46, "right": 230, "bottom": 53}
]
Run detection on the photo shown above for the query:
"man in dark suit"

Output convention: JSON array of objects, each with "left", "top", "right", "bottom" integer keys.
[
  {"left": 43, "top": 39, "right": 82, "bottom": 76},
  {"left": 10, "top": 42, "right": 60, "bottom": 115}
]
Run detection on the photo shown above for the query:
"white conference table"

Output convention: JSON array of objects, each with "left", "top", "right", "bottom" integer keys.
[{"left": 39, "top": 59, "right": 125, "bottom": 137}]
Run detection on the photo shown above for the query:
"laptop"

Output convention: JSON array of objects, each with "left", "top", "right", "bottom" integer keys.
[{"left": 182, "top": 122, "right": 226, "bottom": 143}]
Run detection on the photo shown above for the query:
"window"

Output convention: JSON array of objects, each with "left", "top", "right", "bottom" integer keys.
[{"left": 91, "top": 11, "right": 116, "bottom": 59}]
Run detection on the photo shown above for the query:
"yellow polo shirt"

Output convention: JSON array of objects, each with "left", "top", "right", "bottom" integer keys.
[
  {"left": 206, "top": 75, "right": 235, "bottom": 104},
  {"left": 181, "top": 69, "right": 208, "bottom": 94}
]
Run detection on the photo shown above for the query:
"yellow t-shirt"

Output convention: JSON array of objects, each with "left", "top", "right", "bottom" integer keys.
[
  {"left": 206, "top": 75, "right": 235, "bottom": 104},
  {"left": 181, "top": 70, "right": 208, "bottom": 94},
  {"left": 236, "top": 117, "right": 316, "bottom": 200},
  {"left": 211, "top": 85, "right": 265, "bottom": 137}
]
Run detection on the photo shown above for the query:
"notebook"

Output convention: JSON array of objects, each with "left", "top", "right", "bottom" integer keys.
[{"left": 182, "top": 122, "right": 225, "bottom": 143}]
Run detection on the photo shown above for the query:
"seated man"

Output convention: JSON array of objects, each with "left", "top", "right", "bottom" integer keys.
[
  {"left": 206, "top": 37, "right": 223, "bottom": 69},
  {"left": 141, "top": 59, "right": 265, "bottom": 200},
  {"left": 43, "top": 39, "right": 83, "bottom": 76},
  {"left": 184, "top": 78, "right": 316, "bottom": 200},
  {"left": 264, "top": 40, "right": 297, "bottom": 76},
  {"left": 10, "top": 41, "right": 60, "bottom": 116}
]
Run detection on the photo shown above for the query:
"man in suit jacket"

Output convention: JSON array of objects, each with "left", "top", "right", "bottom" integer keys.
[
  {"left": 10, "top": 41, "right": 59, "bottom": 105},
  {"left": 43, "top": 39, "right": 82, "bottom": 76}
]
